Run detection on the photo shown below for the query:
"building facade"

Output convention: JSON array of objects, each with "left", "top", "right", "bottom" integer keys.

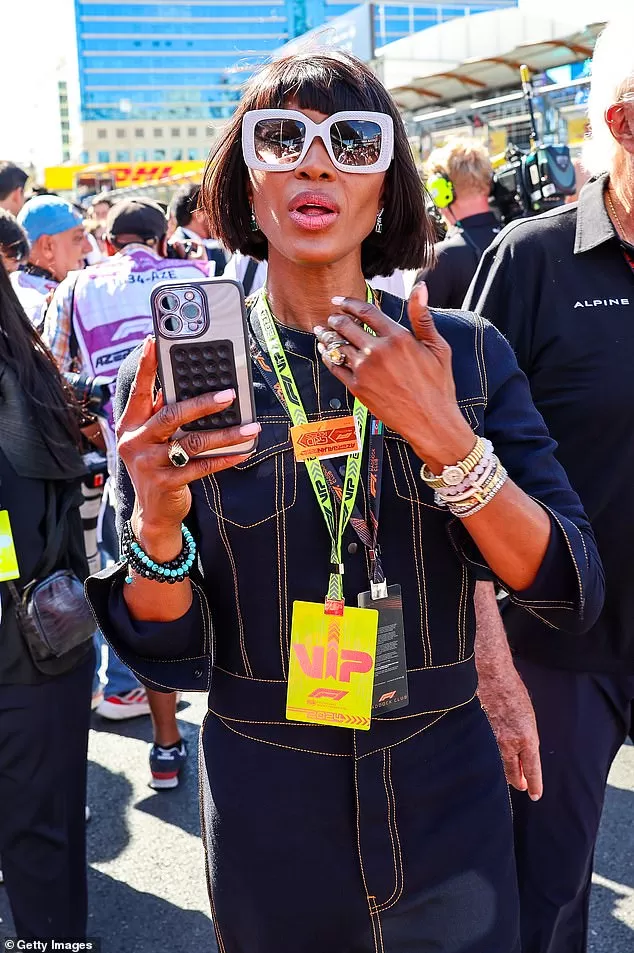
[{"left": 73, "top": 1, "right": 518, "bottom": 165}]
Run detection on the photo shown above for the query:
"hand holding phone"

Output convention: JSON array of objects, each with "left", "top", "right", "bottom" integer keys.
[{"left": 151, "top": 278, "right": 258, "bottom": 456}]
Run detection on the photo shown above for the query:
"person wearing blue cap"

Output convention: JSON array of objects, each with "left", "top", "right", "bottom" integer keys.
[{"left": 11, "top": 195, "right": 90, "bottom": 328}]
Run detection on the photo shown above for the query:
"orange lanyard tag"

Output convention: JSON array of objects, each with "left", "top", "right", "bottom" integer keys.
[{"left": 290, "top": 416, "right": 361, "bottom": 462}]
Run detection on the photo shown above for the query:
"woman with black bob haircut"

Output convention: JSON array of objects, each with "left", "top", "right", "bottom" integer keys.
[
  {"left": 205, "top": 52, "right": 435, "bottom": 278},
  {"left": 89, "top": 51, "right": 603, "bottom": 952},
  {"left": 0, "top": 260, "right": 93, "bottom": 938}
]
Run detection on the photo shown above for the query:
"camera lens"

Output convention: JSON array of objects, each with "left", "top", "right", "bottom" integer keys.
[
  {"left": 160, "top": 292, "right": 179, "bottom": 312},
  {"left": 162, "top": 314, "right": 182, "bottom": 334},
  {"left": 181, "top": 302, "right": 201, "bottom": 321}
]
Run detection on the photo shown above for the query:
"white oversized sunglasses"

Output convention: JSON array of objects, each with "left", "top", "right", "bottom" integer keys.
[{"left": 241, "top": 109, "right": 394, "bottom": 174}]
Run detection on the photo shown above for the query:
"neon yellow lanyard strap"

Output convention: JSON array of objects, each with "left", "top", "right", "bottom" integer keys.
[{"left": 257, "top": 288, "right": 372, "bottom": 603}]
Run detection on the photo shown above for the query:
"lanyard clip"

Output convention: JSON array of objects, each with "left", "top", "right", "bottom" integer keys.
[{"left": 371, "top": 580, "right": 388, "bottom": 601}]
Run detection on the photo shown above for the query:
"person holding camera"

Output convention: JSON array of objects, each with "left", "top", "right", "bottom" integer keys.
[
  {"left": 42, "top": 197, "right": 211, "bottom": 789},
  {"left": 86, "top": 52, "right": 603, "bottom": 951},
  {"left": 0, "top": 260, "right": 94, "bottom": 938},
  {"left": 465, "top": 17, "right": 634, "bottom": 953}
]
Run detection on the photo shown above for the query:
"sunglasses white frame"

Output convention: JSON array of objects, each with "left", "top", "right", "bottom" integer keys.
[{"left": 241, "top": 109, "right": 394, "bottom": 174}]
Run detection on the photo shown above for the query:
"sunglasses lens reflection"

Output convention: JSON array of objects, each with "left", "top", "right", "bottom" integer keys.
[
  {"left": 254, "top": 119, "right": 307, "bottom": 165},
  {"left": 330, "top": 120, "right": 383, "bottom": 167}
]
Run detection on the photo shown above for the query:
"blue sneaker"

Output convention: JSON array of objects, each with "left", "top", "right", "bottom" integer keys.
[{"left": 149, "top": 738, "right": 188, "bottom": 790}]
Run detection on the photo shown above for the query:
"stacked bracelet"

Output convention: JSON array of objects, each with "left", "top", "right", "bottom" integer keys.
[
  {"left": 420, "top": 437, "right": 509, "bottom": 519},
  {"left": 121, "top": 522, "right": 196, "bottom": 585}
]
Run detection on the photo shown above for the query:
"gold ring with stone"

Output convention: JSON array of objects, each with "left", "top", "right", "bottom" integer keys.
[{"left": 167, "top": 439, "right": 190, "bottom": 468}]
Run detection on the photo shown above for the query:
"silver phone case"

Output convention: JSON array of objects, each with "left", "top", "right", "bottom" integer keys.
[{"left": 151, "top": 277, "right": 257, "bottom": 456}]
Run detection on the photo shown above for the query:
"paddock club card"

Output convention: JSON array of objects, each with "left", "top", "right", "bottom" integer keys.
[
  {"left": 286, "top": 601, "right": 379, "bottom": 730},
  {"left": 358, "top": 584, "right": 409, "bottom": 714}
]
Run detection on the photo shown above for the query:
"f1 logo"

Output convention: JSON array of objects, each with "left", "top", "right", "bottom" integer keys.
[
  {"left": 378, "top": 691, "right": 396, "bottom": 703},
  {"left": 308, "top": 688, "right": 348, "bottom": 701}
]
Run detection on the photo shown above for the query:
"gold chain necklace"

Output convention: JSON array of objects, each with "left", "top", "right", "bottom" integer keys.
[{"left": 606, "top": 188, "right": 634, "bottom": 245}]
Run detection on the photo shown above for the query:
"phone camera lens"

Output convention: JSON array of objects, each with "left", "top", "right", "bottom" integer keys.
[
  {"left": 160, "top": 292, "right": 179, "bottom": 312},
  {"left": 162, "top": 314, "right": 183, "bottom": 334},
  {"left": 181, "top": 302, "right": 201, "bottom": 321}
]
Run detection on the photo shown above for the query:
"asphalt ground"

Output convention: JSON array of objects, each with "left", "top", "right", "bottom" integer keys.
[{"left": 0, "top": 692, "right": 632, "bottom": 952}]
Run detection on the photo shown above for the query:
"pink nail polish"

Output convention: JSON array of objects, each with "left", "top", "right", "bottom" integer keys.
[
  {"left": 213, "top": 389, "right": 235, "bottom": 403},
  {"left": 239, "top": 422, "right": 261, "bottom": 436},
  {"left": 331, "top": 296, "right": 345, "bottom": 305}
]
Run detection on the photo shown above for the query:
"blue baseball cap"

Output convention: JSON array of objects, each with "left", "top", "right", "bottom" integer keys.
[{"left": 18, "top": 196, "right": 84, "bottom": 244}]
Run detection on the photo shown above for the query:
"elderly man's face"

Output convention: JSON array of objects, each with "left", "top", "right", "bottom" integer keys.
[{"left": 607, "top": 89, "right": 634, "bottom": 159}]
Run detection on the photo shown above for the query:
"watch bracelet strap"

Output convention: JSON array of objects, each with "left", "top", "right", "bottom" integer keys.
[{"left": 420, "top": 436, "right": 485, "bottom": 490}]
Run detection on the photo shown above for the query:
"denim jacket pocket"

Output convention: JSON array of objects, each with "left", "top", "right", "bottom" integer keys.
[
  {"left": 209, "top": 421, "right": 297, "bottom": 528},
  {"left": 384, "top": 399, "right": 484, "bottom": 508}
]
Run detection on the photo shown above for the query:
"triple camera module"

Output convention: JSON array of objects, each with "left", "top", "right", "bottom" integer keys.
[{"left": 158, "top": 287, "right": 207, "bottom": 337}]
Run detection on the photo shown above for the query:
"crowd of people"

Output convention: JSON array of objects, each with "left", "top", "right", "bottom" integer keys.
[{"left": 0, "top": 12, "right": 632, "bottom": 953}]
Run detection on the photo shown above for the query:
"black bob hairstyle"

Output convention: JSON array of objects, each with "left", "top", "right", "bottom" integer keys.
[{"left": 202, "top": 51, "right": 435, "bottom": 278}]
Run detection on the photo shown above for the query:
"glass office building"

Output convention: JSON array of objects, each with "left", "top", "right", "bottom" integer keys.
[{"left": 75, "top": 1, "right": 518, "bottom": 126}]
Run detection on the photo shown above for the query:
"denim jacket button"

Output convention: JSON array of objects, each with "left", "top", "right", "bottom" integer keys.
[{"left": 330, "top": 398, "right": 342, "bottom": 410}]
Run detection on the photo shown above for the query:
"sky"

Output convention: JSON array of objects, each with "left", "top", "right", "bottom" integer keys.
[{"left": 0, "top": 0, "right": 630, "bottom": 175}]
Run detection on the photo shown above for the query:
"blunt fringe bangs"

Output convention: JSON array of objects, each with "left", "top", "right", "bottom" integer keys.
[{"left": 202, "top": 51, "right": 434, "bottom": 277}]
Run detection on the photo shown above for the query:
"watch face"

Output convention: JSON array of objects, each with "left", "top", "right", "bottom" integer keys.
[{"left": 442, "top": 465, "right": 464, "bottom": 486}]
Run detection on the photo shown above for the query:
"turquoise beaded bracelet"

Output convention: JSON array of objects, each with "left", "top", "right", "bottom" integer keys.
[{"left": 121, "top": 522, "right": 196, "bottom": 585}]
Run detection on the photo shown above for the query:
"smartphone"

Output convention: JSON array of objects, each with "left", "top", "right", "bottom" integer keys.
[{"left": 151, "top": 278, "right": 258, "bottom": 456}]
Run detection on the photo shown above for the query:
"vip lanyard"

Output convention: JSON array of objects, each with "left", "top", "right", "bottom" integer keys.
[{"left": 254, "top": 288, "right": 386, "bottom": 601}]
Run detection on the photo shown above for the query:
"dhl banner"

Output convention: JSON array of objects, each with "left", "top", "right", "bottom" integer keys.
[{"left": 44, "top": 161, "right": 205, "bottom": 192}]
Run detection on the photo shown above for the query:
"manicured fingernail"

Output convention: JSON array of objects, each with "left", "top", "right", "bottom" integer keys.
[
  {"left": 530, "top": 794, "right": 541, "bottom": 802},
  {"left": 213, "top": 388, "right": 235, "bottom": 403},
  {"left": 314, "top": 325, "right": 325, "bottom": 336},
  {"left": 328, "top": 314, "right": 342, "bottom": 325},
  {"left": 331, "top": 296, "right": 345, "bottom": 305},
  {"left": 317, "top": 342, "right": 325, "bottom": 354},
  {"left": 239, "top": 422, "right": 261, "bottom": 436}
]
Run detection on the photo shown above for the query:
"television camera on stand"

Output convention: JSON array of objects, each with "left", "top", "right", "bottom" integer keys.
[{"left": 491, "top": 65, "right": 577, "bottom": 225}]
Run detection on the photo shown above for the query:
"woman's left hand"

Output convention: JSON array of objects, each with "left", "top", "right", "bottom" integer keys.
[{"left": 317, "top": 282, "right": 475, "bottom": 473}]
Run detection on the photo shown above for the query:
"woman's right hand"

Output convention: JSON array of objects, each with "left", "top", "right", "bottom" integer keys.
[{"left": 117, "top": 336, "right": 259, "bottom": 562}]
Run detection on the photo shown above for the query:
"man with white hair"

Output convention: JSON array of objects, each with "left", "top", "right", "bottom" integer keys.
[{"left": 465, "top": 17, "right": 634, "bottom": 953}]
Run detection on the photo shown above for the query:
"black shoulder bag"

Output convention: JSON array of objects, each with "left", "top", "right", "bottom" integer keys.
[{"left": 6, "top": 482, "right": 96, "bottom": 676}]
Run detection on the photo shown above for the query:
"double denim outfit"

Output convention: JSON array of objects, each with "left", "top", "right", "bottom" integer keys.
[{"left": 87, "top": 294, "right": 604, "bottom": 953}]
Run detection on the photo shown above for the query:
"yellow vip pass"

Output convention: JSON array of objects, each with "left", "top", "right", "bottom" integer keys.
[
  {"left": 287, "top": 601, "right": 378, "bottom": 730},
  {"left": 0, "top": 510, "right": 20, "bottom": 582}
]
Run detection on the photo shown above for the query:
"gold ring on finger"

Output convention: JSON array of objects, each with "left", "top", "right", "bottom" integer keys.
[{"left": 326, "top": 344, "right": 348, "bottom": 367}]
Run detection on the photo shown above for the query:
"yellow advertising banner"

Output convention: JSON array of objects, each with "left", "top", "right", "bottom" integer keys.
[
  {"left": 286, "top": 601, "right": 378, "bottom": 730},
  {"left": 44, "top": 160, "right": 204, "bottom": 192}
]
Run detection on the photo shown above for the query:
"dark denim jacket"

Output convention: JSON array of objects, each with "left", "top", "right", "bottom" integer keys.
[{"left": 86, "top": 294, "right": 604, "bottom": 755}]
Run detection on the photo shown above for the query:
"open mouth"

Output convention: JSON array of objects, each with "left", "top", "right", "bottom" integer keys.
[
  {"left": 296, "top": 203, "right": 335, "bottom": 216},
  {"left": 289, "top": 192, "right": 340, "bottom": 230}
]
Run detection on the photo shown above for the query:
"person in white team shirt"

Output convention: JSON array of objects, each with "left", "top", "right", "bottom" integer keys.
[
  {"left": 43, "top": 197, "right": 211, "bottom": 790},
  {"left": 12, "top": 196, "right": 91, "bottom": 328}
]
